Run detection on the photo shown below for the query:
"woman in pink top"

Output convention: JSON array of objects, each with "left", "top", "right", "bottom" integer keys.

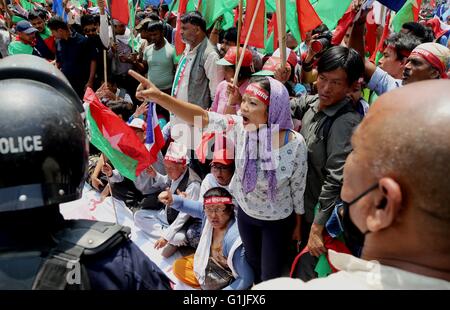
[{"left": 211, "top": 47, "right": 254, "bottom": 114}]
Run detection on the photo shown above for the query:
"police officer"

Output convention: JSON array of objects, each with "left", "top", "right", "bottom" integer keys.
[{"left": 0, "top": 55, "right": 172, "bottom": 290}]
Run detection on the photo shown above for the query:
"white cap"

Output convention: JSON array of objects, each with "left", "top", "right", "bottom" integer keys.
[
  {"left": 164, "top": 142, "right": 188, "bottom": 165},
  {"left": 128, "top": 118, "right": 146, "bottom": 131}
]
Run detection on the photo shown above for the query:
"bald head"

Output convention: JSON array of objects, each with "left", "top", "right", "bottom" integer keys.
[{"left": 354, "top": 80, "right": 450, "bottom": 221}]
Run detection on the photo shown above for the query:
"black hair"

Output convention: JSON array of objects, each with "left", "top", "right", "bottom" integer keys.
[
  {"left": 317, "top": 46, "right": 364, "bottom": 86},
  {"left": 159, "top": 4, "right": 169, "bottom": 12},
  {"left": 402, "top": 22, "right": 434, "bottom": 43},
  {"left": 223, "top": 27, "right": 237, "bottom": 44},
  {"left": 249, "top": 76, "right": 271, "bottom": 95},
  {"left": 312, "top": 23, "right": 329, "bottom": 36},
  {"left": 47, "top": 16, "right": 69, "bottom": 31},
  {"left": 146, "top": 21, "right": 163, "bottom": 33},
  {"left": 203, "top": 187, "right": 235, "bottom": 216},
  {"left": 28, "top": 10, "right": 45, "bottom": 21},
  {"left": 385, "top": 32, "right": 422, "bottom": 61},
  {"left": 226, "top": 65, "right": 253, "bottom": 81},
  {"left": 80, "top": 14, "right": 97, "bottom": 29},
  {"left": 148, "top": 12, "right": 161, "bottom": 21},
  {"left": 135, "top": 11, "right": 147, "bottom": 22},
  {"left": 180, "top": 11, "right": 207, "bottom": 33}
]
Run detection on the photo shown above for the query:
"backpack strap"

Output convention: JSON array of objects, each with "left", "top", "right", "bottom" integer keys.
[
  {"left": 321, "top": 102, "right": 354, "bottom": 144},
  {"left": 32, "top": 220, "right": 131, "bottom": 290}
]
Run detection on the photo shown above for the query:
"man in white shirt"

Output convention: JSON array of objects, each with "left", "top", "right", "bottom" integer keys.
[
  {"left": 169, "top": 12, "right": 224, "bottom": 177},
  {"left": 134, "top": 142, "right": 201, "bottom": 258},
  {"left": 254, "top": 80, "right": 450, "bottom": 290}
]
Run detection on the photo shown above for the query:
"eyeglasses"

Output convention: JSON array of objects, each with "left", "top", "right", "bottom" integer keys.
[{"left": 204, "top": 207, "right": 228, "bottom": 215}]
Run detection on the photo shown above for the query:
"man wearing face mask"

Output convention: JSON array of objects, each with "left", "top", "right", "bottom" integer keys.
[{"left": 254, "top": 80, "right": 450, "bottom": 289}]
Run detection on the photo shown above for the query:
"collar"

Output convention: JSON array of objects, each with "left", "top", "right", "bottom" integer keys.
[
  {"left": 187, "top": 37, "right": 207, "bottom": 54},
  {"left": 311, "top": 95, "right": 352, "bottom": 117},
  {"left": 171, "top": 168, "right": 188, "bottom": 192}
]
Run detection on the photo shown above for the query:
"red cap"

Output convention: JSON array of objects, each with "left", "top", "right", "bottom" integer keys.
[
  {"left": 273, "top": 47, "right": 298, "bottom": 68},
  {"left": 217, "top": 47, "right": 253, "bottom": 67},
  {"left": 211, "top": 133, "right": 234, "bottom": 166}
]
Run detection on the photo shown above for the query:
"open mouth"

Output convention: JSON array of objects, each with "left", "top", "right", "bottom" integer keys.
[{"left": 242, "top": 116, "right": 249, "bottom": 125}]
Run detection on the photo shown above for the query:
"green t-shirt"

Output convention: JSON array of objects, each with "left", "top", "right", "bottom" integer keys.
[{"left": 143, "top": 40, "right": 176, "bottom": 90}]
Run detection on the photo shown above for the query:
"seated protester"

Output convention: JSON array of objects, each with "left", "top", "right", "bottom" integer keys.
[
  {"left": 8, "top": 21, "right": 41, "bottom": 57},
  {"left": 290, "top": 46, "right": 364, "bottom": 262},
  {"left": 200, "top": 144, "right": 235, "bottom": 197},
  {"left": 28, "top": 10, "right": 56, "bottom": 60},
  {"left": 96, "top": 76, "right": 133, "bottom": 105},
  {"left": 163, "top": 187, "right": 254, "bottom": 290},
  {"left": 134, "top": 142, "right": 201, "bottom": 258},
  {"left": 211, "top": 47, "right": 254, "bottom": 114},
  {"left": 101, "top": 118, "right": 166, "bottom": 211},
  {"left": 0, "top": 20, "right": 10, "bottom": 58},
  {"left": 349, "top": 7, "right": 450, "bottom": 97},
  {"left": 253, "top": 48, "right": 301, "bottom": 97}
]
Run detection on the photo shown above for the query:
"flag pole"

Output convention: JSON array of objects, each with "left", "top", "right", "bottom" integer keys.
[
  {"left": 228, "top": 0, "right": 262, "bottom": 105},
  {"left": 106, "top": 0, "right": 119, "bottom": 72},
  {"left": 103, "top": 49, "right": 108, "bottom": 85},
  {"left": 236, "top": 0, "right": 243, "bottom": 64},
  {"left": 276, "top": 0, "right": 287, "bottom": 66}
]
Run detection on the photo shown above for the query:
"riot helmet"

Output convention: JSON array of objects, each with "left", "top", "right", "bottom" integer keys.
[{"left": 0, "top": 55, "right": 88, "bottom": 212}]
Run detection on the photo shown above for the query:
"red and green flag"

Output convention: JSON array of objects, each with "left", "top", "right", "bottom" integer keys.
[
  {"left": 84, "top": 88, "right": 153, "bottom": 181},
  {"left": 392, "top": 0, "right": 422, "bottom": 33}
]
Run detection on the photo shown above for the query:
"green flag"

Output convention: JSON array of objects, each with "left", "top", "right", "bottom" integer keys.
[
  {"left": 392, "top": 0, "right": 422, "bottom": 33},
  {"left": 170, "top": 0, "right": 198, "bottom": 13},
  {"left": 311, "top": 0, "right": 352, "bottom": 30},
  {"left": 201, "top": 0, "right": 238, "bottom": 31},
  {"left": 20, "top": 0, "right": 34, "bottom": 11}
]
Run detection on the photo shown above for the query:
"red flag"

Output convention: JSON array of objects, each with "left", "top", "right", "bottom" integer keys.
[
  {"left": 331, "top": 5, "right": 355, "bottom": 45},
  {"left": 174, "top": 0, "right": 189, "bottom": 55},
  {"left": 110, "top": 0, "right": 129, "bottom": 25},
  {"left": 365, "top": 9, "right": 378, "bottom": 56},
  {"left": 240, "top": 0, "right": 265, "bottom": 49},
  {"left": 296, "top": 0, "right": 322, "bottom": 41},
  {"left": 370, "top": 11, "right": 391, "bottom": 63}
]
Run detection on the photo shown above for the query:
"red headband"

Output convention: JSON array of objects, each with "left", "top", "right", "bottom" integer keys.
[
  {"left": 386, "top": 44, "right": 411, "bottom": 59},
  {"left": 164, "top": 155, "right": 186, "bottom": 165},
  {"left": 204, "top": 196, "right": 233, "bottom": 205},
  {"left": 245, "top": 84, "right": 270, "bottom": 105},
  {"left": 410, "top": 49, "right": 447, "bottom": 78}
]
